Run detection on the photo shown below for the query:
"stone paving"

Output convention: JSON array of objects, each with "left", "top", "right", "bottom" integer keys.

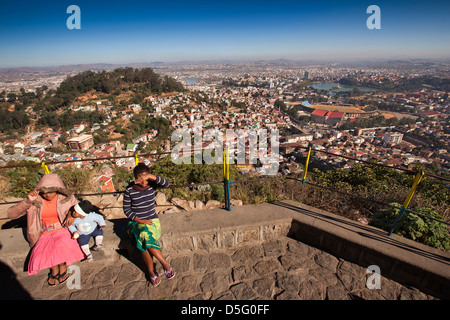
[{"left": 3, "top": 236, "right": 437, "bottom": 300}]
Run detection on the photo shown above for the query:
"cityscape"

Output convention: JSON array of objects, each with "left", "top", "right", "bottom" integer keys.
[
  {"left": 0, "top": 59, "right": 449, "bottom": 190},
  {"left": 0, "top": 0, "right": 449, "bottom": 303},
  {"left": 1, "top": 1, "right": 448, "bottom": 184}
]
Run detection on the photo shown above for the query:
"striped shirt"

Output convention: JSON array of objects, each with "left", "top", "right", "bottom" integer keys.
[{"left": 122, "top": 175, "right": 170, "bottom": 221}]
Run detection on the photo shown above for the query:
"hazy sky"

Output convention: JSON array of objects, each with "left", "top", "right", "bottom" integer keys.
[{"left": 1, "top": 0, "right": 449, "bottom": 67}]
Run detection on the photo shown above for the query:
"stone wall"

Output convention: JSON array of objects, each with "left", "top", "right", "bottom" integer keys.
[
  {"left": 161, "top": 221, "right": 292, "bottom": 254},
  {"left": 289, "top": 218, "right": 450, "bottom": 299},
  {"left": 79, "top": 192, "right": 243, "bottom": 220}
]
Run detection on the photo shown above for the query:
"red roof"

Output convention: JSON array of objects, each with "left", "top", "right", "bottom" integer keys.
[
  {"left": 422, "top": 111, "right": 438, "bottom": 116},
  {"left": 326, "top": 111, "right": 345, "bottom": 118},
  {"left": 96, "top": 175, "right": 114, "bottom": 192},
  {"left": 312, "top": 109, "right": 328, "bottom": 117}
]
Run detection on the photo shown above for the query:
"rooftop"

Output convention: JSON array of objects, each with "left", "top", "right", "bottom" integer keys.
[
  {"left": 67, "top": 134, "right": 93, "bottom": 143},
  {"left": 309, "top": 104, "right": 366, "bottom": 113}
]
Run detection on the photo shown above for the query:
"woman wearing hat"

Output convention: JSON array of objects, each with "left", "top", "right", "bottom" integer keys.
[{"left": 7, "top": 174, "right": 85, "bottom": 286}]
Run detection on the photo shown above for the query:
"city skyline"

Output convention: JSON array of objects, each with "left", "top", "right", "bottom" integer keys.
[{"left": 1, "top": 0, "right": 450, "bottom": 68}]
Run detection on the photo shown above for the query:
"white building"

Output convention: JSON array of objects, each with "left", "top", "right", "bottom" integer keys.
[
  {"left": 67, "top": 135, "right": 94, "bottom": 151},
  {"left": 383, "top": 132, "right": 403, "bottom": 145}
]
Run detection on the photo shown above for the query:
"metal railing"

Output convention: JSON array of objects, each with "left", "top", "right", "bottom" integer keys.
[{"left": 1, "top": 145, "right": 449, "bottom": 237}]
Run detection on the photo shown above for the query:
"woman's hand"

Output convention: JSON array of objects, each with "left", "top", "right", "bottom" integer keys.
[
  {"left": 27, "top": 188, "right": 39, "bottom": 202},
  {"left": 62, "top": 214, "right": 75, "bottom": 227}
]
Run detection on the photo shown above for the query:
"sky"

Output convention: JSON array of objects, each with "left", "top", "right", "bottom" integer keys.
[{"left": 0, "top": 0, "right": 449, "bottom": 68}]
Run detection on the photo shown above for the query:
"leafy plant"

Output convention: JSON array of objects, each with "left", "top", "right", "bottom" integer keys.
[{"left": 369, "top": 203, "right": 450, "bottom": 251}]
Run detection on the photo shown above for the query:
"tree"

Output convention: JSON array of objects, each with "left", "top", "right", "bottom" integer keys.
[
  {"left": 274, "top": 99, "right": 286, "bottom": 111},
  {"left": 0, "top": 107, "right": 30, "bottom": 133},
  {"left": 7, "top": 92, "right": 17, "bottom": 102}
]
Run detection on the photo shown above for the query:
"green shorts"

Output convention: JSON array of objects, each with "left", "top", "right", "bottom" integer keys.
[{"left": 125, "top": 218, "right": 162, "bottom": 252}]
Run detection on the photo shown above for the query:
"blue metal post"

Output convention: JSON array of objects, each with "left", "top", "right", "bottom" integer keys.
[
  {"left": 388, "top": 207, "right": 406, "bottom": 237},
  {"left": 225, "top": 179, "right": 231, "bottom": 211}
]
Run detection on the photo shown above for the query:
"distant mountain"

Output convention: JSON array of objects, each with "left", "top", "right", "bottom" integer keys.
[
  {"left": 1, "top": 57, "right": 449, "bottom": 77},
  {"left": 0, "top": 63, "right": 117, "bottom": 72}
]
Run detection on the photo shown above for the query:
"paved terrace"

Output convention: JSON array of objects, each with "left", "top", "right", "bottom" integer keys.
[{"left": 0, "top": 200, "right": 449, "bottom": 300}]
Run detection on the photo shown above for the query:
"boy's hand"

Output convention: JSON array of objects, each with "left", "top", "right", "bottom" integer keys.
[
  {"left": 134, "top": 217, "right": 153, "bottom": 225},
  {"left": 72, "top": 232, "right": 80, "bottom": 239},
  {"left": 145, "top": 173, "right": 157, "bottom": 181},
  {"left": 139, "top": 173, "right": 156, "bottom": 182}
]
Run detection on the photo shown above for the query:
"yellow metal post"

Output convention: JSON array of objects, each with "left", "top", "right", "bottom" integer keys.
[
  {"left": 403, "top": 171, "right": 425, "bottom": 209},
  {"left": 223, "top": 150, "right": 226, "bottom": 179},
  {"left": 223, "top": 148, "right": 231, "bottom": 211},
  {"left": 41, "top": 162, "right": 50, "bottom": 174},
  {"left": 388, "top": 171, "right": 424, "bottom": 236},
  {"left": 226, "top": 147, "right": 230, "bottom": 181},
  {"left": 302, "top": 147, "right": 312, "bottom": 184}
]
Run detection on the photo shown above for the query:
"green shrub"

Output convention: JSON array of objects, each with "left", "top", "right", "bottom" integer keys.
[
  {"left": 54, "top": 166, "right": 96, "bottom": 195},
  {"left": 2, "top": 162, "right": 42, "bottom": 198},
  {"left": 210, "top": 184, "right": 224, "bottom": 202},
  {"left": 369, "top": 203, "right": 450, "bottom": 251}
]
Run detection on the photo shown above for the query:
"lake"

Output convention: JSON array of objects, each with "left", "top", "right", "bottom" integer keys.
[
  {"left": 310, "top": 82, "right": 377, "bottom": 93},
  {"left": 185, "top": 78, "right": 199, "bottom": 84}
]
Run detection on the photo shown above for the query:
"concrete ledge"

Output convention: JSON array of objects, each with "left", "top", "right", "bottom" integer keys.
[
  {"left": 158, "top": 201, "right": 294, "bottom": 253},
  {"left": 0, "top": 200, "right": 449, "bottom": 299},
  {"left": 273, "top": 201, "right": 450, "bottom": 299}
]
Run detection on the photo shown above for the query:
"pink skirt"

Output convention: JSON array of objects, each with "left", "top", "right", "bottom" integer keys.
[{"left": 28, "top": 228, "right": 85, "bottom": 276}]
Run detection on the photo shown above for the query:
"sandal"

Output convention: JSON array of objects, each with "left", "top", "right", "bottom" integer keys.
[
  {"left": 149, "top": 273, "right": 160, "bottom": 287},
  {"left": 58, "top": 270, "right": 69, "bottom": 284},
  {"left": 48, "top": 272, "right": 59, "bottom": 286},
  {"left": 164, "top": 267, "right": 175, "bottom": 279}
]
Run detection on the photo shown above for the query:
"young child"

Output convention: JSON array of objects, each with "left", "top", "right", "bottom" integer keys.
[
  {"left": 123, "top": 163, "right": 174, "bottom": 287},
  {"left": 68, "top": 200, "right": 106, "bottom": 261}
]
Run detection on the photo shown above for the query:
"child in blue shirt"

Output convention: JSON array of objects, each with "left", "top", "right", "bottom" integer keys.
[{"left": 68, "top": 200, "right": 106, "bottom": 261}]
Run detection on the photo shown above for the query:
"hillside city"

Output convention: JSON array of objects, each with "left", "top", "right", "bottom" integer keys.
[{"left": 0, "top": 60, "right": 449, "bottom": 192}]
